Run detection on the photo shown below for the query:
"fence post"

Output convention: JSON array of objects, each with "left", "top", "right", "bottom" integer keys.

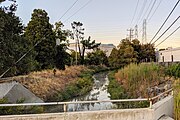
[
  {"left": 64, "top": 104, "right": 67, "bottom": 112},
  {"left": 149, "top": 99, "right": 153, "bottom": 109}
]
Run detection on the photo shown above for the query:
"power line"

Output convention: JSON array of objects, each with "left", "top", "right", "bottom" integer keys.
[
  {"left": 63, "top": 0, "right": 93, "bottom": 23},
  {"left": 146, "top": 0, "right": 157, "bottom": 20},
  {"left": 156, "top": 25, "right": 180, "bottom": 47},
  {"left": 58, "top": 0, "right": 79, "bottom": 21},
  {"left": 136, "top": 0, "right": 148, "bottom": 25},
  {"left": 139, "top": 0, "right": 154, "bottom": 24},
  {"left": 149, "top": 0, "right": 180, "bottom": 43},
  {"left": 148, "top": 0, "right": 162, "bottom": 22},
  {"left": 0, "top": 40, "right": 43, "bottom": 78},
  {"left": 138, "top": 0, "right": 161, "bottom": 41},
  {"left": 130, "top": 0, "right": 140, "bottom": 26},
  {"left": 152, "top": 16, "right": 180, "bottom": 44}
]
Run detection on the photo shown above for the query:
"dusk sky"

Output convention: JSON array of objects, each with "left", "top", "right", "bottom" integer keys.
[{"left": 2, "top": 0, "right": 180, "bottom": 49}]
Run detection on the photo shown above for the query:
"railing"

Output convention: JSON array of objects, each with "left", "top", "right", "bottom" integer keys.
[{"left": 0, "top": 89, "right": 173, "bottom": 112}]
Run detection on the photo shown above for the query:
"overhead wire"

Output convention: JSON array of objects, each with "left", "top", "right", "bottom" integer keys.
[
  {"left": 136, "top": 0, "right": 148, "bottom": 25},
  {"left": 138, "top": 0, "right": 154, "bottom": 25},
  {"left": 155, "top": 25, "right": 180, "bottom": 47},
  {"left": 0, "top": 40, "right": 42, "bottom": 78},
  {"left": 149, "top": 0, "right": 180, "bottom": 43},
  {"left": 152, "top": 16, "right": 180, "bottom": 44},
  {"left": 146, "top": 0, "right": 157, "bottom": 20},
  {"left": 63, "top": 0, "right": 93, "bottom": 23},
  {"left": 58, "top": 0, "right": 79, "bottom": 21},
  {"left": 130, "top": 0, "right": 140, "bottom": 27},
  {"left": 147, "top": 0, "right": 163, "bottom": 22}
]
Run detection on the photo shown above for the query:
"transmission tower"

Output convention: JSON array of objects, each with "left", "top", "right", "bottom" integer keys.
[
  {"left": 134, "top": 25, "right": 138, "bottom": 39},
  {"left": 142, "top": 19, "right": 147, "bottom": 44},
  {"left": 127, "top": 28, "right": 134, "bottom": 41}
]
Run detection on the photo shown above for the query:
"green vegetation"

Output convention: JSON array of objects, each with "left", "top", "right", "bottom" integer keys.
[
  {"left": 108, "top": 71, "right": 126, "bottom": 99},
  {"left": 108, "top": 70, "right": 149, "bottom": 108},
  {"left": 0, "top": 0, "right": 36, "bottom": 77},
  {"left": 165, "top": 63, "right": 180, "bottom": 78},
  {"left": 174, "top": 79, "right": 180, "bottom": 120},
  {"left": 108, "top": 39, "right": 155, "bottom": 68},
  {"left": 0, "top": 98, "right": 43, "bottom": 115},
  {"left": 71, "top": 21, "right": 100, "bottom": 65},
  {"left": 166, "top": 63, "right": 180, "bottom": 120},
  {"left": 85, "top": 49, "right": 109, "bottom": 66},
  {"left": 115, "top": 63, "right": 164, "bottom": 97},
  {"left": 52, "top": 71, "right": 93, "bottom": 101}
]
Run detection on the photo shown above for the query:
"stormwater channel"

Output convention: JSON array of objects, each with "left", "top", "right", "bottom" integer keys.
[
  {"left": 67, "top": 72, "right": 113, "bottom": 111},
  {"left": 47, "top": 72, "right": 116, "bottom": 112}
]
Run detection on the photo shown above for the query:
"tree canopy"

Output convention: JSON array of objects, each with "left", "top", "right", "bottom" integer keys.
[
  {"left": 25, "top": 9, "right": 56, "bottom": 70},
  {"left": 109, "top": 39, "right": 155, "bottom": 68},
  {"left": 0, "top": 1, "right": 36, "bottom": 77}
]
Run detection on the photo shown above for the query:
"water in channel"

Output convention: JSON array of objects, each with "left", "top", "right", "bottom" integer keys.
[{"left": 67, "top": 72, "right": 114, "bottom": 112}]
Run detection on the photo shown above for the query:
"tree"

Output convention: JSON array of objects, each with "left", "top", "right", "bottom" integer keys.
[
  {"left": 108, "top": 48, "right": 122, "bottom": 67},
  {"left": 81, "top": 36, "right": 100, "bottom": 64},
  {"left": 54, "top": 21, "right": 71, "bottom": 70},
  {"left": 85, "top": 49, "right": 108, "bottom": 66},
  {"left": 25, "top": 9, "right": 56, "bottom": 70},
  {"left": 71, "top": 21, "right": 100, "bottom": 64},
  {"left": 71, "top": 21, "right": 84, "bottom": 65},
  {"left": 0, "top": 1, "right": 36, "bottom": 77},
  {"left": 109, "top": 38, "right": 155, "bottom": 68}
]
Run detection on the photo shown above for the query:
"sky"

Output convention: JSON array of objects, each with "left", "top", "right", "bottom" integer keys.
[{"left": 2, "top": 0, "right": 180, "bottom": 49}]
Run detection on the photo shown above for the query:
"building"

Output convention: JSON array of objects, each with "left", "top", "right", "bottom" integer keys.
[
  {"left": 157, "top": 47, "right": 180, "bottom": 63},
  {"left": 68, "top": 43, "right": 115, "bottom": 57}
]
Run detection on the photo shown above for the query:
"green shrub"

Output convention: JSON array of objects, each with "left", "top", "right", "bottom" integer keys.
[
  {"left": 0, "top": 98, "right": 43, "bottom": 115},
  {"left": 108, "top": 71, "right": 126, "bottom": 99},
  {"left": 54, "top": 71, "right": 93, "bottom": 101},
  {"left": 166, "top": 63, "right": 180, "bottom": 78}
]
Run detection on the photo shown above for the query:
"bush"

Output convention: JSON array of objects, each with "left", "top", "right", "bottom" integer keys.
[
  {"left": 0, "top": 98, "right": 43, "bottom": 115},
  {"left": 108, "top": 71, "right": 126, "bottom": 99},
  {"left": 53, "top": 71, "right": 93, "bottom": 101},
  {"left": 166, "top": 63, "right": 180, "bottom": 78},
  {"left": 115, "top": 63, "right": 164, "bottom": 97}
]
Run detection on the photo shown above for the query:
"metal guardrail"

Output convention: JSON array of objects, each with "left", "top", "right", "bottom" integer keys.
[{"left": 0, "top": 89, "right": 173, "bottom": 112}]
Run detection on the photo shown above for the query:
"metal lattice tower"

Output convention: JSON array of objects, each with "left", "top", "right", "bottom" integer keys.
[
  {"left": 142, "top": 19, "right": 147, "bottom": 44},
  {"left": 134, "top": 25, "right": 138, "bottom": 39},
  {"left": 127, "top": 28, "right": 134, "bottom": 41}
]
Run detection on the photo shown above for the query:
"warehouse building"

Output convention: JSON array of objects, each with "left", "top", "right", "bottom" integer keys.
[{"left": 157, "top": 47, "right": 180, "bottom": 63}]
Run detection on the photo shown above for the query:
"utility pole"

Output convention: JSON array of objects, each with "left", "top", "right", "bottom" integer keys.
[
  {"left": 127, "top": 28, "right": 134, "bottom": 41},
  {"left": 75, "top": 40, "right": 78, "bottom": 65},
  {"left": 134, "top": 25, "right": 138, "bottom": 39},
  {"left": 142, "top": 19, "right": 147, "bottom": 44}
]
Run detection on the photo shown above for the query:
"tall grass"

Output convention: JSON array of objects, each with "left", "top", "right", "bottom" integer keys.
[
  {"left": 115, "top": 63, "right": 164, "bottom": 97},
  {"left": 174, "top": 79, "right": 180, "bottom": 120},
  {"left": 165, "top": 63, "right": 180, "bottom": 119}
]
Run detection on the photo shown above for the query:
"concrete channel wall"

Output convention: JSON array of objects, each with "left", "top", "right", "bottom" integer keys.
[
  {"left": 0, "top": 109, "right": 154, "bottom": 120},
  {"left": 0, "top": 96, "right": 173, "bottom": 120},
  {"left": 153, "top": 95, "right": 174, "bottom": 120}
]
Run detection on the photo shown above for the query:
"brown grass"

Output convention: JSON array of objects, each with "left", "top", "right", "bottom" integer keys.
[{"left": 15, "top": 66, "right": 88, "bottom": 101}]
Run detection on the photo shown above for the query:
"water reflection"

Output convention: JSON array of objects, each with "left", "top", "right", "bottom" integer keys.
[{"left": 67, "top": 72, "right": 115, "bottom": 111}]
